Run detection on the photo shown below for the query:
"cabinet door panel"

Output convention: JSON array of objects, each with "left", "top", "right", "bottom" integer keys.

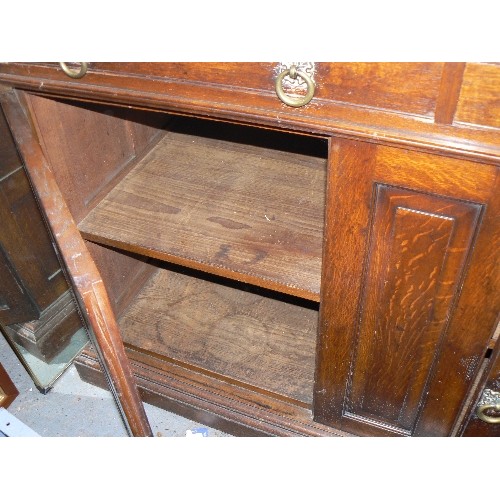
[
  {"left": 315, "top": 138, "right": 499, "bottom": 436},
  {"left": 349, "top": 185, "right": 482, "bottom": 434}
]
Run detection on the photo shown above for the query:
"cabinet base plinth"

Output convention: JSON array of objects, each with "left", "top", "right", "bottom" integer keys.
[{"left": 74, "top": 346, "right": 350, "bottom": 437}]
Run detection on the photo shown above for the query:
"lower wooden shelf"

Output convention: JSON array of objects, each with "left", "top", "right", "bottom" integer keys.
[
  {"left": 119, "top": 264, "right": 319, "bottom": 405},
  {"left": 74, "top": 261, "right": 348, "bottom": 436}
]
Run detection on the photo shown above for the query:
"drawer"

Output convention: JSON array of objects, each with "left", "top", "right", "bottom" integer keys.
[
  {"left": 0, "top": 62, "right": 444, "bottom": 117},
  {"left": 92, "top": 62, "right": 445, "bottom": 117}
]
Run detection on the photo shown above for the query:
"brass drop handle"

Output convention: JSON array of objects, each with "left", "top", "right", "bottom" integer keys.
[
  {"left": 275, "top": 65, "right": 315, "bottom": 107},
  {"left": 477, "top": 403, "right": 500, "bottom": 424},
  {"left": 59, "top": 62, "right": 88, "bottom": 79}
]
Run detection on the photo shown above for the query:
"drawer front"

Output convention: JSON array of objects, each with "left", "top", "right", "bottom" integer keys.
[
  {"left": 90, "top": 62, "right": 444, "bottom": 117},
  {"left": 0, "top": 62, "right": 446, "bottom": 118}
]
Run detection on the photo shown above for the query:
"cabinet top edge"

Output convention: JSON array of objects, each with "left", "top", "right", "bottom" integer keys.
[{"left": 0, "top": 63, "right": 499, "bottom": 165}]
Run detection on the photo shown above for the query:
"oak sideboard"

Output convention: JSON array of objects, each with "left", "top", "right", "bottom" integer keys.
[{"left": 0, "top": 62, "right": 498, "bottom": 436}]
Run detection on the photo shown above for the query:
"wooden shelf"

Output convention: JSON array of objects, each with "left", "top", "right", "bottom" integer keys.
[
  {"left": 79, "top": 119, "right": 327, "bottom": 301},
  {"left": 118, "top": 265, "right": 319, "bottom": 405}
]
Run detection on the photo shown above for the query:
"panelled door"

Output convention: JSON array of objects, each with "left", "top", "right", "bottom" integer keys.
[{"left": 314, "top": 137, "right": 499, "bottom": 436}]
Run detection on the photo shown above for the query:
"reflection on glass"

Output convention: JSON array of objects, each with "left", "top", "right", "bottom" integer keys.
[
  {"left": 1, "top": 288, "right": 89, "bottom": 392},
  {"left": 2, "top": 326, "right": 88, "bottom": 392}
]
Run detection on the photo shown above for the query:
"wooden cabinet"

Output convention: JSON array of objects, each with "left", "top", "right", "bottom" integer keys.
[{"left": 0, "top": 62, "right": 498, "bottom": 436}]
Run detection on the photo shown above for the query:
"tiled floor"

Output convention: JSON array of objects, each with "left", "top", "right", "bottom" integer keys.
[{"left": 0, "top": 332, "right": 230, "bottom": 437}]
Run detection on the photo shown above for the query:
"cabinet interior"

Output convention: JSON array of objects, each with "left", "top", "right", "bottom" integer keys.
[
  {"left": 30, "top": 96, "right": 328, "bottom": 406},
  {"left": 79, "top": 115, "right": 327, "bottom": 301}
]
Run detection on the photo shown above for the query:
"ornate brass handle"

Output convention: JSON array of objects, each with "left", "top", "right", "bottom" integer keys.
[
  {"left": 59, "top": 62, "right": 88, "bottom": 79},
  {"left": 275, "top": 65, "right": 315, "bottom": 107},
  {"left": 477, "top": 403, "right": 500, "bottom": 424}
]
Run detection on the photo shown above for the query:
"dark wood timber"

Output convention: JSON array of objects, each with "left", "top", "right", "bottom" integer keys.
[
  {"left": 118, "top": 265, "right": 318, "bottom": 405},
  {"left": 0, "top": 360, "right": 18, "bottom": 408},
  {"left": 0, "top": 63, "right": 498, "bottom": 164},
  {"left": 315, "top": 138, "right": 499, "bottom": 436},
  {"left": 455, "top": 63, "right": 500, "bottom": 128},
  {"left": 0, "top": 89, "right": 152, "bottom": 437},
  {"left": 75, "top": 345, "right": 351, "bottom": 437},
  {"left": 25, "top": 94, "right": 161, "bottom": 318},
  {"left": 434, "top": 63, "right": 466, "bottom": 124},
  {"left": 1, "top": 63, "right": 498, "bottom": 437},
  {"left": 79, "top": 118, "right": 327, "bottom": 301},
  {"left": 3, "top": 62, "right": 445, "bottom": 116}
]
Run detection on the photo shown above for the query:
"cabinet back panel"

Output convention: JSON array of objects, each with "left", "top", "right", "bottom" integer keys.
[{"left": 26, "top": 94, "right": 166, "bottom": 224}]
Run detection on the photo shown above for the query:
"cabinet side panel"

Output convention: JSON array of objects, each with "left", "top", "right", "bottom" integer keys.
[
  {"left": 26, "top": 94, "right": 165, "bottom": 224},
  {"left": 347, "top": 185, "right": 482, "bottom": 434},
  {"left": 25, "top": 94, "right": 162, "bottom": 316},
  {"left": 85, "top": 241, "right": 156, "bottom": 318}
]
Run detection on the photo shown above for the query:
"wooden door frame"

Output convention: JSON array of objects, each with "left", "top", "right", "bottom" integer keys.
[{"left": 0, "top": 88, "right": 152, "bottom": 437}]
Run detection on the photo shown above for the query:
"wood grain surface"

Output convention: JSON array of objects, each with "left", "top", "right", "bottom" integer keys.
[
  {"left": 29, "top": 62, "right": 445, "bottom": 116},
  {"left": 2, "top": 63, "right": 498, "bottom": 437},
  {"left": 79, "top": 118, "right": 327, "bottom": 301},
  {"left": 348, "top": 185, "right": 482, "bottom": 434},
  {"left": 119, "top": 264, "right": 319, "bottom": 405},
  {"left": 315, "top": 137, "right": 499, "bottom": 436},
  {"left": 455, "top": 63, "right": 500, "bottom": 128},
  {"left": 434, "top": 63, "right": 466, "bottom": 124},
  {"left": 1, "top": 63, "right": 498, "bottom": 164},
  {"left": 75, "top": 345, "right": 349, "bottom": 436}
]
